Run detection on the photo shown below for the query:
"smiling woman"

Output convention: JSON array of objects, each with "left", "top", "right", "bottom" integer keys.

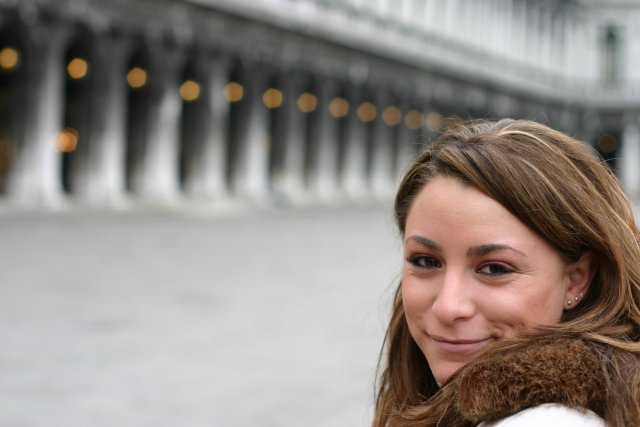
[
  {"left": 373, "top": 119, "right": 640, "bottom": 427},
  {"left": 402, "top": 176, "right": 589, "bottom": 385}
]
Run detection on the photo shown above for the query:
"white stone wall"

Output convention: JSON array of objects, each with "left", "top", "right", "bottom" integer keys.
[{"left": 194, "top": 0, "right": 640, "bottom": 104}]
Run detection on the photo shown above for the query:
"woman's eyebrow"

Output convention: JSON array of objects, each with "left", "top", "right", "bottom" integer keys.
[
  {"left": 406, "top": 237, "right": 527, "bottom": 258},
  {"left": 467, "top": 244, "right": 527, "bottom": 257},
  {"left": 406, "top": 235, "right": 442, "bottom": 251}
]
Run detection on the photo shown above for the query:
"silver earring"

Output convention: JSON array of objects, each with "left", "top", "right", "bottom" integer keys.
[
  {"left": 567, "top": 299, "right": 572, "bottom": 306},
  {"left": 575, "top": 292, "right": 584, "bottom": 302}
]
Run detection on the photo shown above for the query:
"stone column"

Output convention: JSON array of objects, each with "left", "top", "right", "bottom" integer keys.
[
  {"left": 543, "top": 4, "right": 554, "bottom": 72},
  {"left": 272, "top": 71, "right": 308, "bottom": 202},
  {"left": 585, "top": 18, "right": 598, "bottom": 82},
  {"left": 620, "top": 118, "right": 640, "bottom": 200},
  {"left": 443, "top": 0, "right": 458, "bottom": 38},
  {"left": 531, "top": 2, "right": 542, "bottom": 68},
  {"left": 424, "top": 0, "right": 437, "bottom": 32},
  {"left": 557, "top": 108, "right": 578, "bottom": 135},
  {"left": 137, "top": 42, "right": 185, "bottom": 202},
  {"left": 627, "top": 25, "right": 640, "bottom": 86},
  {"left": 307, "top": 77, "right": 341, "bottom": 201},
  {"left": 460, "top": 0, "right": 472, "bottom": 43},
  {"left": 6, "top": 21, "right": 67, "bottom": 205},
  {"left": 576, "top": 14, "right": 589, "bottom": 81},
  {"left": 567, "top": 13, "right": 579, "bottom": 80},
  {"left": 482, "top": 1, "right": 492, "bottom": 49},
  {"left": 564, "top": 12, "right": 576, "bottom": 80},
  {"left": 492, "top": 91, "right": 517, "bottom": 119},
  {"left": 428, "top": 0, "right": 443, "bottom": 35},
  {"left": 341, "top": 84, "right": 370, "bottom": 200},
  {"left": 370, "top": 90, "right": 397, "bottom": 200},
  {"left": 552, "top": 7, "right": 564, "bottom": 75},
  {"left": 513, "top": 0, "right": 526, "bottom": 63},
  {"left": 231, "top": 65, "right": 271, "bottom": 202},
  {"left": 182, "top": 52, "right": 231, "bottom": 200},
  {"left": 399, "top": 0, "right": 412, "bottom": 24},
  {"left": 504, "top": 0, "right": 515, "bottom": 60},
  {"left": 522, "top": 1, "right": 534, "bottom": 66},
  {"left": 75, "top": 32, "right": 130, "bottom": 206}
]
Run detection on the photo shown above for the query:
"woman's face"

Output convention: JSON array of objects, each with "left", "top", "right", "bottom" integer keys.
[{"left": 402, "top": 176, "right": 572, "bottom": 384}]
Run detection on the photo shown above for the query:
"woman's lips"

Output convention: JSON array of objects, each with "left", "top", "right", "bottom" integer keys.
[{"left": 430, "top": 335, "right": 494, "bottom": 354}]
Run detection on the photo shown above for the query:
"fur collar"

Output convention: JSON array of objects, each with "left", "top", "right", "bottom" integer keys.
[{"left": 450, "top": 336, "right": 606, "bottom": 424}]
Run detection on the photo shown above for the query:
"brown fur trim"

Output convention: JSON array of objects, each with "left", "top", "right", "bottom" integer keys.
[{"left": 455, "top": 337, "right": 606, "bottom": 423}]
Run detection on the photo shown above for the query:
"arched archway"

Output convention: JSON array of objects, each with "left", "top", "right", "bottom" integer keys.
[
  {"left": 60, "top": 27, "right": 96, "bottom": 195},
  {"left": 595, "top": 129, "right": 621, "bottom": 172},
  {"left": 124, "top": 45, "right": 152, "bottom": 194},
  {"left": 0, "top": 27, "right": 25, "bottom": 194},
  {"left": 225, "top": 60, "right": 245, "bottom": 194},
  {"left": 178, "top": 56, "right": 203, "bottom": 193},
  {"left": 175, "top": 50, "right": 232, "bottom": 199}
]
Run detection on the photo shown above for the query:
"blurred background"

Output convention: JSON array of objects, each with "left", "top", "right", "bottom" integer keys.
[{"left": 1, "top": 0, "right": 640, "bottom": 426}]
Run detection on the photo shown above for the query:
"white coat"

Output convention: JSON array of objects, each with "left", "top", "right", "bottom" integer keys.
[{"left": 479, "top": 404, "right": 605, "bottom": 426}]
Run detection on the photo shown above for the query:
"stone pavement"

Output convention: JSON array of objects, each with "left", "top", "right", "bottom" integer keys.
[{"left": 0, "top": 206, "right": 401, "bottom": 427}]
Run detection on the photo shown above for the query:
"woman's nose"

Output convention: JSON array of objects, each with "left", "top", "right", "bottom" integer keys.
[{"left": 431, "top": 269, "right": 475, "bottom": 324}]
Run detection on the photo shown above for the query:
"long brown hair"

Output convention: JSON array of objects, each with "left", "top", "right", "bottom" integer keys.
[{"left": 374, "top": 119, "right": 640, "bottom": 426}]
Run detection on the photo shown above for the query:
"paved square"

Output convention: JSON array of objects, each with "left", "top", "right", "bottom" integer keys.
[{"left": 0, "top": 206, "right": 400, "bottom": 427}]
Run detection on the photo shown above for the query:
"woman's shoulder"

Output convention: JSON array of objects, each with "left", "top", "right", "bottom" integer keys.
[{"left": 478, "top": 404, "right": 605, "bottom": 427}]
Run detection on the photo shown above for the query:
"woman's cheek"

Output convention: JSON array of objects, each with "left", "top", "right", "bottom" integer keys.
[{"left": 402, "top": 277, "right": 433, "bottom": 321}]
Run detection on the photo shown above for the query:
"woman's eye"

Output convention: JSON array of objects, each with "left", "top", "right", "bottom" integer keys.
[
  {"left": 477, "top": 263, "right": 513, "bottom": 275},
  {"left": 407, "top": 255, "right": 440, "bottom": 269}
]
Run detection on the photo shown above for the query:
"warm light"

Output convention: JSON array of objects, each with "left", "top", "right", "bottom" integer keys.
[
  {"left": 597, "top": 133, "right": 617, "bottom": 153},
  {"left": 180, "top": 79, "right": 200, "bottom": 102},
  {"left": 223, "top": 82, "right": 243, "bottom": 102},
  {"left": 382, "top": 106, "right": 402, "bottom": 126},
  {"left": 328, "top": 97, "right": 349, "bottom": 118},
  {"left": 405, "top": 110, "right": 424, "bottom": 130},
  {"left": 0, "top": 47, "right": 19, "bottom": 70},
  {"left": 127, "top": 67, "right": 147, "bottom": 89},
  {"left": 0, "top": 138, "right": 15, "bottom": 171},
  {"left": 356, "top": 102, "right": 377, "bottom": 122},
  {"left": 424, "top": 111, "right": 442, "bottom": 131},
  {"left": 262, "top": 88, "right": 283, "bottom": 108},
  {"left": 297, "top": 92, "right": 317, "bottom": 113},
  {"left": 57, "top": 128, "right": 79, "bottom": 153},
  {"left": 67, "top": 58, "right": 88, "bottom": 80}
]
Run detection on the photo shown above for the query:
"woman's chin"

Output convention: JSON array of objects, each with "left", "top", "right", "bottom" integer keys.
[{"left": 432, "top": 362, "right": 466, "bottom": 386}]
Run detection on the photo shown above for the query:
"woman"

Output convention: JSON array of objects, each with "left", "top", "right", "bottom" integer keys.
[{"left": 373, "top": 119, "right": 640, "bottom": 426}]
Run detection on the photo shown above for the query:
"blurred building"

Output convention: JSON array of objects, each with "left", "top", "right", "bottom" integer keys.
[{"left": 0, "top": 0, "right": 639, "bottom": 208}]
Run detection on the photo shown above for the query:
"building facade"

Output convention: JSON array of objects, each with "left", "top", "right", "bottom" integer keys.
[{"left": 0, "top": 0, "right": 639, "bottom": 208}]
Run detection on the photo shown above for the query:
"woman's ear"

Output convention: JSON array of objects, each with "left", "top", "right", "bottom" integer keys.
[{"left": 564, "top": 251, "right": 597, "bottom": 310}]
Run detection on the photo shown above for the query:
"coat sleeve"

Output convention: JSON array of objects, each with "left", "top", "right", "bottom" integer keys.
[{"left": 478, "top": 404, "right": 605, "bottom": 427}]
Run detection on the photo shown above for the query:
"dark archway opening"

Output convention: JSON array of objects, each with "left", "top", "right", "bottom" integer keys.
[
  {"left": 225, "top": 62, "right": 243, "bottom": 193},
  {"left": 0, "top": 28, "right": 25, "bottom": 194},
  {"left": 267, "top": 77, "right": 288, "bottom": 192},
  {"left": 178, "top": 59, "right": 199, "bottom": 192},
  {"left": 595, "top": 130, "right": 621, "bottom": 172},
  {"left": 333, "top": 85, "right": 349, "bottom": 184},
  {"left": 61, "top": 32, "right": 95, "bottom": 195},
  {"left": 299, "top": 77, "right": 317, "bottom": 189},
  {"left": 124, "top": 46, "right": 152, "bottom": 194}
]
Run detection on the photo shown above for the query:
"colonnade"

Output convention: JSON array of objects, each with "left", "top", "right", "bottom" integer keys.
[
  {"left": 0, "top": 23, "right": 441, "bottom": 207},
  {"left": 0, "top": 0, "right": 637, "bottom": 208}
]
